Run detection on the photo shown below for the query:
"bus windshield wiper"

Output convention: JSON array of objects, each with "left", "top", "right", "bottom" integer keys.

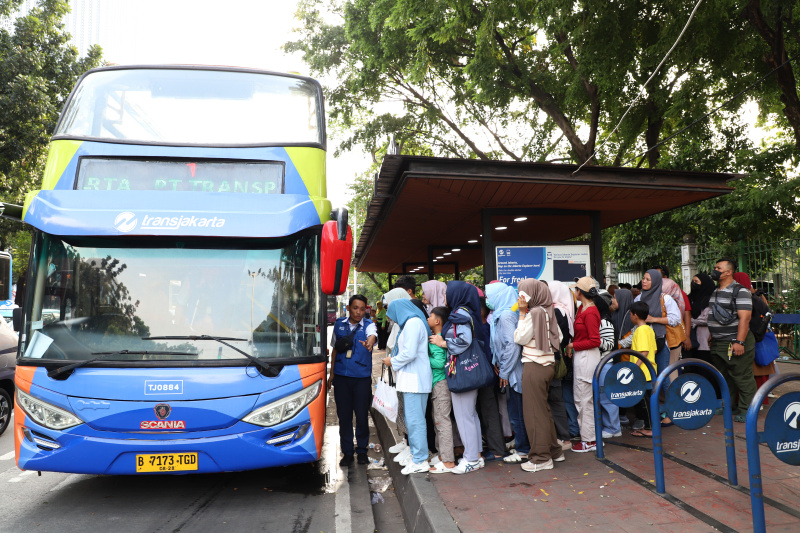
[
  {"left": 47, "top": 350, "right": 196, "bottom": 379},
  {"left": 142, "top": 335, "right": 272, "bottom": 376}
]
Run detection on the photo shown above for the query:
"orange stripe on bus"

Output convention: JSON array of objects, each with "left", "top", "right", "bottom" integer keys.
[
  {"left": 15, "top": 366, "right": 35, "bottom": 394},
  {"left": 298, "top": 363, "right": 326, "bottom": 458}
]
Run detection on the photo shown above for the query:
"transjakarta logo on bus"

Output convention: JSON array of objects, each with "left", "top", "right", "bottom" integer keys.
[{"left": 115, "top": 212, "right": 226, "bottom": 232}]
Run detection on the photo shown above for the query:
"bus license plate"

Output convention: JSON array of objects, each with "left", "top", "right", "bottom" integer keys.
[{"left": 136, "top": 453, "right": 198, "bottom": 472}]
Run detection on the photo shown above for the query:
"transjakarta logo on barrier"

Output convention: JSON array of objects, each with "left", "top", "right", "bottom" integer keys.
[
  {"left": 680, "top": 381, "right": 702, "bottom": 404},
  {"left": 610, "top": 390, "right": 644, "bottom": 400},
  {"left": 115, "top": 212, "right": 226, "bottom": 232},
  {"left": 144, "top": 380, "right": 184, "bottom": 395},
  {"left": 775, "top": 401, "right": 800, "bottom": 454},
  {"left": 617, "top": 367, "right": 634, "bottom": 385},
  {"left": 673, "top": 408, "right": 713, "bottom": 420}
]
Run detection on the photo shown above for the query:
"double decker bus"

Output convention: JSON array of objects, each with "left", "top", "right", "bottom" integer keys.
[{"left": 1, "top": 66, "right": 352, "bottom": 474}]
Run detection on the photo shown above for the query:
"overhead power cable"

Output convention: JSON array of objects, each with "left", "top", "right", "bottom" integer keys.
[
  {"left": 572, "top": 0, "right": 704, "bottom": 175},
  {"left": 622, "top": 51, "right": 800, "bottom": 168}
]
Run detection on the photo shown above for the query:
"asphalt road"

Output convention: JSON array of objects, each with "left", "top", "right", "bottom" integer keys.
[{"left": 0, "top": 403, "right": 354, "bottom": 533}]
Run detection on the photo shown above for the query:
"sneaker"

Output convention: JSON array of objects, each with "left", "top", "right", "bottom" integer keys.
[
  {"left": 399, "top": 453, "right": 413, "bottom": 467},
  {"left": 503, "top": 451, "right": 525, "bottom": 464},
  {"left": 521, "top": 459, "right": 553, "bottom": 472},
  {"left": 558, "top": 439, "right": 572, "bottom": 451},
  {"left": 393, "top": 447, "right": 412, "bottom": 463},
  {"left": 339, "top": 454, "right": 354, "bottom": 467},
  {"left": 357, "top": 453, "right": 369, "bottom": 465},
  {"left": 602, "top": 431, "right": 622, "bottom": 439},
  {"left": 553, "top": 454, "right": 566, "bottom": 462},
  {"left": 429, "top": 462, "right": 452, "bottom": 474},
  {"left": 572, "top": 441, "right": 597, "bottom": 453},
  {"left": 388, "top": 440, "right": 408, "bottom": 454},
  {"left": 632, "top": 419, "right": 645, "bottom": 430},
  {"left": 401, "top": 460, "right": 430, "bottom": 475},
  {"left": 734, "top": 414, "right": 746, "bottom": 423},
  {"left": 451, "top": 459, "right": 481, "bottom": 474},
  {"left": 478, "top": 457, "right": 485, "bottom": 468},
  {"left": 619, "top": 416, "right": 630, "bottom": 426},
  {"left": 429, "top": 455, "right": 443, "bottom": 466},
  {"left": 569, "top": 434, "right": 581, "bottom": 441}
]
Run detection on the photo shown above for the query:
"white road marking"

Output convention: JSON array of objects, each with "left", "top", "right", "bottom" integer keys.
[
  {"left": 8, "top": 470, "right": 35, "bottom": 483},
  {"left": 50, "top": 473, "right": 83, "bottom": 492},
  {"left": 0, "top": 451, "right": 15, "bottom": 461}
]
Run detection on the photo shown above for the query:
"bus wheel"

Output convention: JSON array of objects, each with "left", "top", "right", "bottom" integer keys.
[{"left": 0, "top": 388, "right": 11, "bottom": 436}]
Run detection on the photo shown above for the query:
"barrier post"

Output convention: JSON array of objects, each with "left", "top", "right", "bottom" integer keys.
[
  {"left": 592, "top": 349, "right": 656, "bottom": 459},
  {"left": 650, "top": 358, "right": 735, "bottom": 494},
  {"left": 745, "top": 373, "right": 800, "bottom": 533}
]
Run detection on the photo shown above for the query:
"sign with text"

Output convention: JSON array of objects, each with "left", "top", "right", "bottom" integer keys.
[
  {"left": 495, "top": 244, "right": 590, "bottom": 287},
  {"left": 604, "top": 361, "right": 648, "bottom": 408},
  {"left": 764, "top": 391, "right": 800, "bottom": 465},
  {"left": 664, "top": 374, "right": 716, "bottom": 430},
  {"left": 76, "top": 158, "right": 284, "bottom": 194}
]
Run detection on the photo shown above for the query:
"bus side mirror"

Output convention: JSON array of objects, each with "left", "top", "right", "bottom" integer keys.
[
  {"left": 12, "top": 307, "right": 22, "bottom": 332},
  {"left": 321, "top": 211, "right": 352, "bottom": 296}
]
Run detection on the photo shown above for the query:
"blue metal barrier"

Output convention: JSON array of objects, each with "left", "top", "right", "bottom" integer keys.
[
  {"left": 745, "top": 372, "right": 800, "bottom": 533},
  {"left": 651, "top": 359, "right": 736, "bottom": 494},
  {"left": 592, "top": 348, "right": 656, "bottom": 459}
]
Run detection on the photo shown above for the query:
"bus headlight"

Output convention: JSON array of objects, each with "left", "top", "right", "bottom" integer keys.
[
  {"left": 17, "top": 390, "right": 83, "bottom": 430},
  {"left": 243, "top": 380, "right": 322, "bottom": 427}
]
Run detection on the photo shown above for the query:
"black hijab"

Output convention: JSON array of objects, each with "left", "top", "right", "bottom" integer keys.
[{"left": 689, "top": 273, "right": 715, "bottom": 319}]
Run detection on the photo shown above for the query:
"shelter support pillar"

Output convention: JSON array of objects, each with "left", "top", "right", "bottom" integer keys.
[
  {"left": 605, "top": 261, "right": 618, "bottom": 286},
  {"left": 591, "top": 211, "right": 604, "bottom": 288},
  {"left": 481, "top": 210, "right": 495, "bottom": 284}
]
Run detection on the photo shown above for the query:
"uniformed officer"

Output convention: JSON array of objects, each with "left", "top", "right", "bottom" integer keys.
[{"left": 329, "top": 294, "right": 377, "bottom": 467}]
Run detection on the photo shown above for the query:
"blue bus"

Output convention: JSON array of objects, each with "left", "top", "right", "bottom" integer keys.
[{"left": 2, "top": 66, "right": 352, "bottom": 474}]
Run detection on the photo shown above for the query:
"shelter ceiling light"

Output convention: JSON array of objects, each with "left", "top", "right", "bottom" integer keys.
[
  {"left": 495, "top": 226, "right": 507, "bottom": 230},
  {"left": 452, "top": 248, "right": 461, "bottom": 252},
  {"left": 514, "top": 217, "right": 528, "bottom": 222},
  {"left": 433, "top": 259, "right": 438, "bottom": 262},
  {"left": 468, "top": 240, "right": 478, "bottom": 243},
  {"left": 436, "top": 256, "right": 444, "bottom": 259},
  {"left": 443, "top": 253, "right": 451, "bottom": 256}
]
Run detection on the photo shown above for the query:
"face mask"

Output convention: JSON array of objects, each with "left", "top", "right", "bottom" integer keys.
[
  {"left": 486, "top": 301, "right": 494, "bottom": 310},
  {"left": 710, "top": 270, "right": 722, "bottom": 282}
]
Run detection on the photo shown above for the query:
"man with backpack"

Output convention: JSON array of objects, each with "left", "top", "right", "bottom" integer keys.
[
  {"left": 707, "top": 258, "right": 755, "bottom": 422},
  {"left": 329, "top": 294, "right": 378, "bottom": 466}
]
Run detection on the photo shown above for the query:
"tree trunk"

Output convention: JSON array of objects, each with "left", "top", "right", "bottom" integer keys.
[{"left": 744, "top": 0, "right": 800, "bottom": 148}]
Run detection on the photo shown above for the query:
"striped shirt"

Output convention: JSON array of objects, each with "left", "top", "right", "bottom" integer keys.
[
  {"left": 707, "top": 282, "right": 752, "bottom": 341},
  {"left": 599, "top": 318, "right": 616, "bottom": 356}
]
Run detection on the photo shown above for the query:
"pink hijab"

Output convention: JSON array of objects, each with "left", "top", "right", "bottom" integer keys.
[
  {"left": 733, "top": 272, "right": 753, "bottom": 290},
  {"left": 661, "top": 278, "right": 686, "bottom": 314},
  {"left": 548, "top": 280, "right": 575, "bottom": 336},
  {"left": 421, "top": 280, "right": 447, "bottom": 313}
]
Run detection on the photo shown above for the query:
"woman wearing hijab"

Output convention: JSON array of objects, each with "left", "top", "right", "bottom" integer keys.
[
  {"left": 634, "top": 269, "right": 682, "bottom": 427},
  {"left": 382, "top": 299, "right": 433, "bottom": 475},
  {"left": 514, "top": 278, "right": 565, "bottom": 471},
  {"left": 375, "top": 301, "right": 388, "bottom": 350},
  {"left": 382, "top": 288, "right": 413, "bottom": 459},
  {"left": 688, "top": 273, "right": 721, "bottom": 397},
  {"left": 486, "top": 282, "right": 529, "bottom": 463},
  {"left": 421, "top": 280, "right": 447, "bottom": 314},
  {"left": 613, "top": 288, "right": 634, "bottom": 348},
  {"left": 432, "top": 281, "right": 485, "bottom": 474},
  {"left": 549, "top": 280, "right": 579, "bottom": 445},
  {"left": 662, "top": 277, "right": 687, "bottom": 381}
]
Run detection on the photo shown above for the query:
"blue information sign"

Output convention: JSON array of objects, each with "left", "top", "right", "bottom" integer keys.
[
  {"left": 763, "top": 391, "right": 800, "bottom": 466},
  {"left": 664, "top": 374, "right": 716, "bottom": 430},
  {"left": 604, "top": 362, "right": 647, "bottom": 408},
  {"left": 495, "top": 245, "right": 590, "bottom": 287}
]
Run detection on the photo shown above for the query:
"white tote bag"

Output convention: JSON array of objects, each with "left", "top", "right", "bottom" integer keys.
[{"left": 372, "top": 365, "right": 398, "bottom": 422}]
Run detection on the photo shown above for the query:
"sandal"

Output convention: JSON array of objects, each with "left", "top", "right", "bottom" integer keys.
[
  {"left": 429, "top": 462, "right": 452, "bottom": 474},
  {"left": 631, "top": 430, "right": 652, "bottom": 438}
]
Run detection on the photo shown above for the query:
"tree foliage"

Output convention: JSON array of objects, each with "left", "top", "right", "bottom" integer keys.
[
  {"left": 0, "top": 0, "right": 102, "bottom": 272},
  {"left": 290, "top": 0, "right": 800, "bottom": 276}
]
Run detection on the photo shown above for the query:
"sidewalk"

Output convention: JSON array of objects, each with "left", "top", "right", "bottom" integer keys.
[{"left": 372, "top": 350, "right": 800, "bottom": 533}]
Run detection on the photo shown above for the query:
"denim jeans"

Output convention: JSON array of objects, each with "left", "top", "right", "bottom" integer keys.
[
  {"left": 598, "top": 363, "right": 620, "bottom": 435},
  {"left": 561, "top": 380, "right": 580, "bottom": 436},
  {"left": 402, "top": 392, "right": 430, "bottom": 464},
  {"left": 506, "top": 388, "right": 530, "bottom": 455},
  {"left": 655, "top": 342, "right": 671, "bottom": 389}
]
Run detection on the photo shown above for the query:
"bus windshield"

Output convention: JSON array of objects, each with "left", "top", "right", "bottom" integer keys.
[
  {"left": 54, "top": 68, "right": 323, "bottom": 145},
  {"left": 22, "top": 234, "right": 321, "bottom": 363}
]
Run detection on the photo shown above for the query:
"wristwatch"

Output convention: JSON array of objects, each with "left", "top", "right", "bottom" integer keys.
[{"left": 733, "top": 339, "right": 745, "bottom": 346}]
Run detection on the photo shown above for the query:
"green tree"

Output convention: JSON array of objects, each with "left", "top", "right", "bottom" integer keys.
[{"left": 0, "top": 0, "right": 102, "bottom": 269}]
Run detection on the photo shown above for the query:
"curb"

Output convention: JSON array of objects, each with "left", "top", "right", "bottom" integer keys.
[
  {"left": 371, "top": 407, "right": 460, "bottom": 533},
  {"left": 347, "top": 460, "right": 377, "bottom": 533}
]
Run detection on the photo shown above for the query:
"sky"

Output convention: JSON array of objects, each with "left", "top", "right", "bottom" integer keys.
[{"left": 96, "top": 0, "right": 367, "bottom": 208}]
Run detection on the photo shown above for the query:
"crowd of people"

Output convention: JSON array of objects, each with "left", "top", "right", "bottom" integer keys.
[{"left": 328, "top": 258, "right": 776, "bottom": 475}]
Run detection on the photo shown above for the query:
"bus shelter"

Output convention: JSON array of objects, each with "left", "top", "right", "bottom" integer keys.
[{"left": 354, "top": 155, "right": 737, "bottom": 286}]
